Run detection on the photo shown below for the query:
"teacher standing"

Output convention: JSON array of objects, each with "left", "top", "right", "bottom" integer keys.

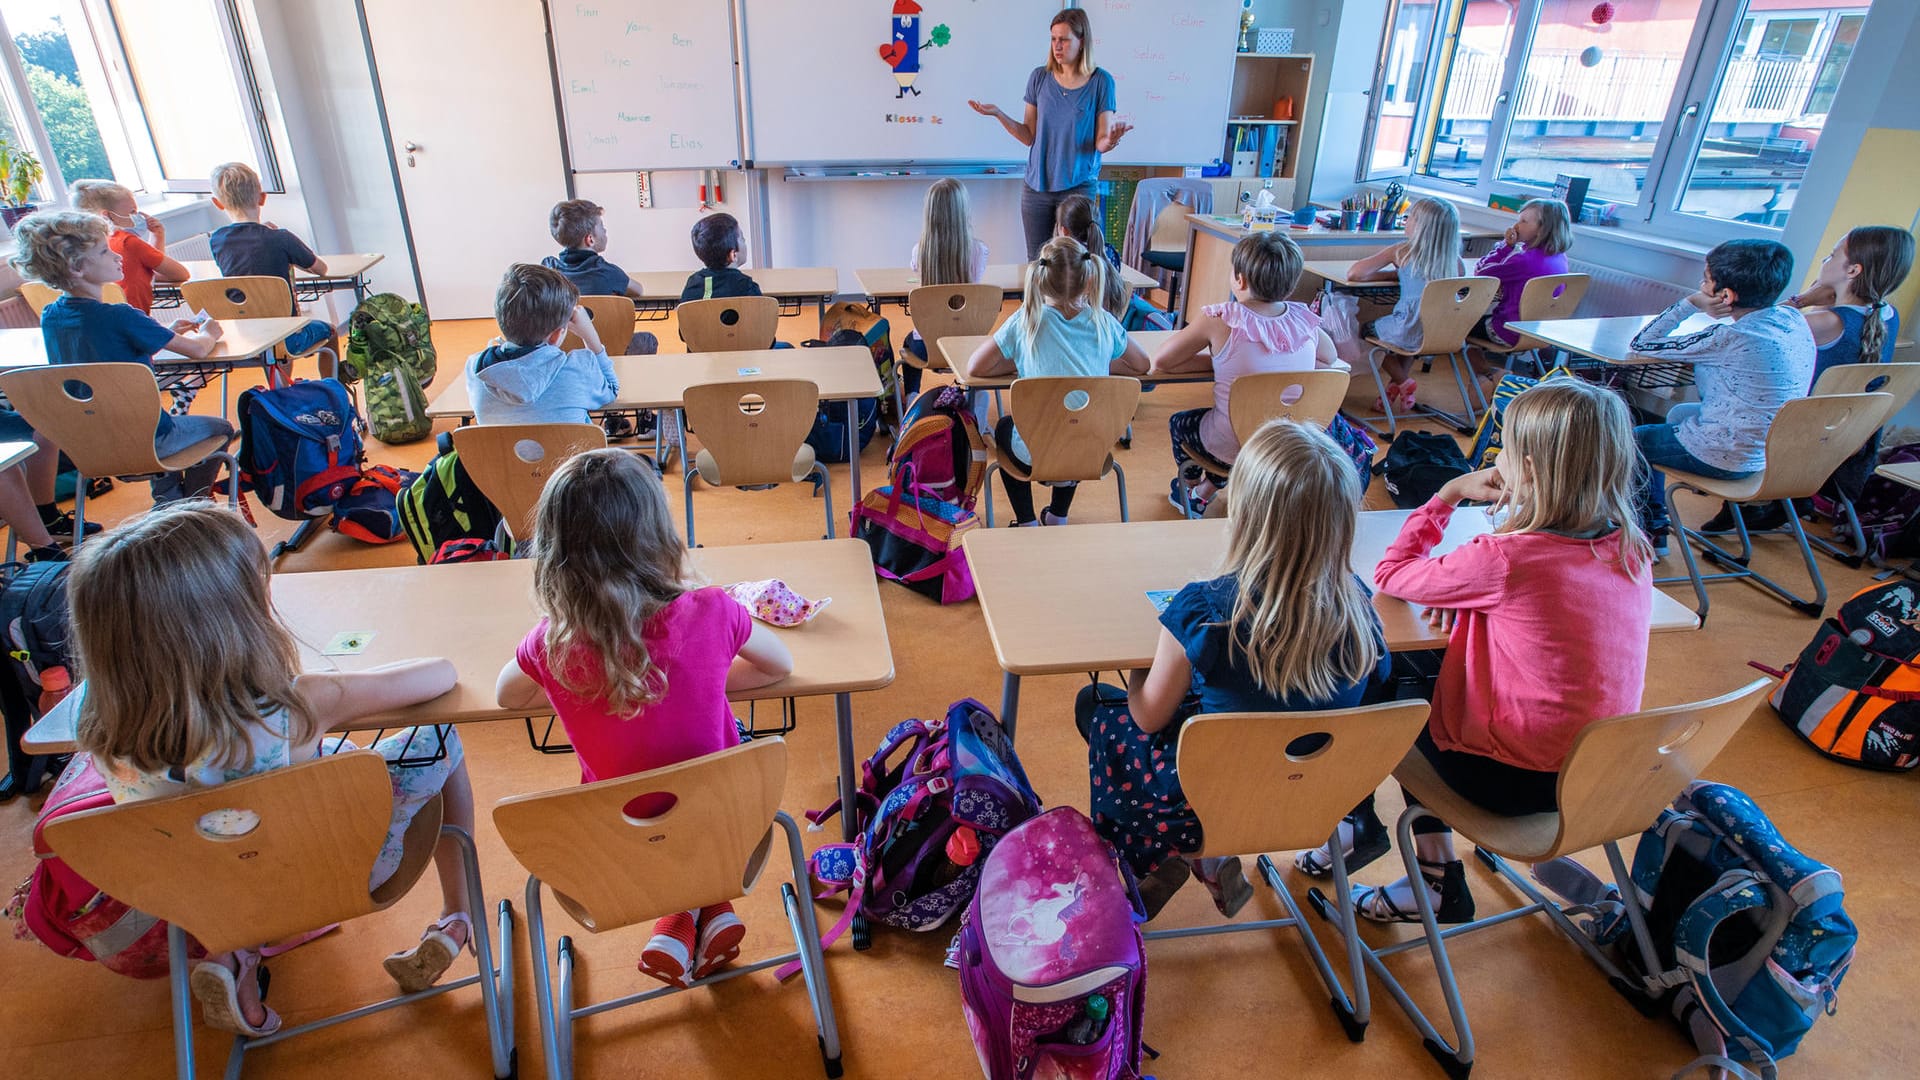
[{"left": 969, "top": 9, "right": 1133, "bottom": 260}]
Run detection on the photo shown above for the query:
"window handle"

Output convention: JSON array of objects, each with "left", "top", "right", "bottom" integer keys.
[
  {"left": 1495, "top": 91, "right": 1510, "bottom": 105},
  {"left": 1681, "top": 102, "right": 1701, "bottom": 119}
]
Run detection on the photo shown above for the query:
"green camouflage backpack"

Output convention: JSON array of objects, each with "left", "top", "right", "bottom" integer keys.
[{"left": 347, "top": 294, "right": 438, "bottom": 444}]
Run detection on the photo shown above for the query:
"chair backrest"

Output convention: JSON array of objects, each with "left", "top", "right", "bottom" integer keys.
[
  {"left": 43, "top": 752, "right": 444, "bottom": 955},
  {"left": 20, "top": 281, "right": 126, "bottom": 314},
  {"left": 1812, "top": 361, "right": 1920, "bottom": 415},
  {"left": 1178, "top": 701, "right": 1430, "bottom": 858},
  {"left": 1751, "top": 391, "right": 1894, "bottom": 501},
  {"left": 1146, "top": 200, "right": 1190, "bottom": 254},
  {"left": 450, "top": 422, "right": 607, "bottom": 543},
  {"left": 1008, "top": 376, "right": 1141, "bottom": 484},
  {"left": 1548, "top": 678, "right": 1774, "bottom": 857},
  {"left": 1227, "top": 369, "right": 1351, "bottom": 440},
  {"left": 178, "top": 275, "right": 294, "bottom": 321},
  {"left": 682, "top": 378, "right": 821, "bottom": 485},
  {"left": 0, "top": 362, "right": 170, "bottom": 477},
  {"left": 678, "top": 295, "right": 780, "bottom": 353},
  {"left": 907, "top": 284, "right": 1002, "bottom": 370},
  {"left": 493, "top": 738, "right": 786, "bottom": 933},
  {"left": 1411, "top": 275, "right": 1500, "bottom": 355},
  {"left": 562, "top": 294, "right": 637, "bottom": 355},
  {"left": 1502, "top": 274, "right": 1592, "bottom": 351}
]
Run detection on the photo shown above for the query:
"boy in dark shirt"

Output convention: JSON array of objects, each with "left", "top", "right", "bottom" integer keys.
[
  {"left": 541, "top": 199, "right": 658, "bottom": 356},
  {"left": 208, "top": 161, "right": 337, "bottom": 377},
  {"left": 679, "top": 213, "right": 762, "bottom": 302}
]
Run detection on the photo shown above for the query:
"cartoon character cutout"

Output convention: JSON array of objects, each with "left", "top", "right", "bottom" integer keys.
[{"left": 878, "top": 1, "right": 952, "bottom": 99}]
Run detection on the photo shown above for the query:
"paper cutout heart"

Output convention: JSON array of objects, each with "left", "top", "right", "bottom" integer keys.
[{"left": 878, "top": 41, "right": 907, "bottom": 69}]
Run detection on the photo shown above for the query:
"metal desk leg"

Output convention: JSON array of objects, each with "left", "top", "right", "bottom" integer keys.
[
  {"left": 999, "top": 673, "right": 1020, "bottom": 739},
  {"left": 847, "top": 399, "right": 862, "bottom": 506},
  {"left": 835, "top": 692, "right": 857, "bottom": 842}
]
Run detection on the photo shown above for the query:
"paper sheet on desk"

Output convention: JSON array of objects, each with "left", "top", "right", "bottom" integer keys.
[{"left": 153, "top": 310, "right": 214, "bottom": 361}]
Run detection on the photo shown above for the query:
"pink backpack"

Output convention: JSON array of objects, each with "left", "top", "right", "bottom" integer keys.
[
  {"left": 956, "top": 807, "right": 1152, "bottom": 1080},
  {"left": 850, "top": 386, "right": 990, "bottom": 603}
]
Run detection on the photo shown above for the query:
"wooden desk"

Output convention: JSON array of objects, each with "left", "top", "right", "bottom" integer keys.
[
  {"left": 0, "top": 318, "right": 307, "bottom": 382},
  {"left": 0, "top": 440, "right": 35, "bottom": 470},
  {"left": 426, "top": 346, "right": 883, "bottom": 504},
  {"left": 936, "top": 331, "right": 1212, "bottom": 390},
  {"left": 22, "top": 540, "right": 894, "bottom": 840},
  {"left": 627, "top": 267, "right": 841, "bottom": 320},
  {"left": 855, "top": 262, "right": 1158, "bottom": 310},
  {"left": 164, "top": 253, "right": 387, "bottom": 306},
  {"left": 1506, "top": 313, "right": 1726, "bottom": 367},
  {"left": 961, "top": 512, "right": 1700, "bottom": 734},
  {"left": 1303, "top": 260, "right": 1399, "bottom": 291},
  {"left": 1876, "top": 461, "right": 1920, "bottom": 490}
]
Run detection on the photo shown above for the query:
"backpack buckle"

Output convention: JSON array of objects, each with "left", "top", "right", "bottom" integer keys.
[{"left": 927, "top": 776, "right": 951, "bottom": 796}]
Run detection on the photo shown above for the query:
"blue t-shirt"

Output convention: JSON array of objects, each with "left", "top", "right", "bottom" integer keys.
[
  {"left": 39, "top": 295, "right": 178, "bottom": 438},
  {"left": 210, "top": 222, "right": 318, "bottom": 312},
  {"left": 991, "top": 302, "right": 1128, "bottom": 459},
  {"left": 542, "top": 248, "right": 631, "bottom": 297},
  {"left": 1809, "top": 304, "right": 1900, "bottom": 389},
  {"left": 1160, "top": 573, "right": 1388, "bottom": 716},
  {"left": 1023, "top": 66, "right": 1116, "bottom": 192}
]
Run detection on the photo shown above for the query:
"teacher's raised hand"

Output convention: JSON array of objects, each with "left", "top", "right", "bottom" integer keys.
[
  {"left": 1096, "top": 119, "right": 1133, "bottom": 153},
  {"left": 971, "top": 98, "right": 1035, "bottom": 147}
]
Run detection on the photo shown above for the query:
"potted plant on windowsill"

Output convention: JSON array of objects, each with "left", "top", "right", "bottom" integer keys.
[{"left": 0, "top": 138, "right": 45, "bottom": 229}]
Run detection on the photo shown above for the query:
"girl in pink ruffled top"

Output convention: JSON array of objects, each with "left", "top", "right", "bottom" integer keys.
[{"left": 1154, "top": 231, "right": 1370, "bottom": 515}]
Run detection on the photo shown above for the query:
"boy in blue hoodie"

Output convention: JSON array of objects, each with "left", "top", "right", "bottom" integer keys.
[{"left": 465, "top": 264, "right": 619, "bottom": 426}]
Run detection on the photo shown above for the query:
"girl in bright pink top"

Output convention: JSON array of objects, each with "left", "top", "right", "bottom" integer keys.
[
  {"left": 1472, "top": 197, "right": 1573, "bottom": 350},
  {"left": 1296, "top": 380, "right": 1651, "bottom": 924},
  {"left": 496, "top": 448, "right": 792, "bottom": 987}
]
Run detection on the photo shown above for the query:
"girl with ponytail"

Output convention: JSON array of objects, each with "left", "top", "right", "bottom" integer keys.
[{"left": 1792, "top": 225, "right": 1914, "bottom": 383}]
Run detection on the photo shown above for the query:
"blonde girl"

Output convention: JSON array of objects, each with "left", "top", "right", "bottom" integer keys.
[
  {"left": 901, "top": 178, "right": 991, "bottom": 399},
  {"left": 495, "top": 449, "right": 791, "bottom": 986},
  {"left": 1472, "top": 197, "right": 1573, "bottom": 353},
  {"left": 69, "top": 178, "right": 190, "bottom": 313},
  {"left": 1298, "top": 380, "right": 1652, "bottom": 925},
  {"left": 71, "top": 502, "right": 473, "bottom": 1037},
  {"left": 1077, "top": 419, "right": 1387, "bottom": 918},
  {"left": 1348, "top": 198, "right": 1466, "bottom": 411},
  {"left": 965, "top": 235, "right": 1148, "bottom": 525}
]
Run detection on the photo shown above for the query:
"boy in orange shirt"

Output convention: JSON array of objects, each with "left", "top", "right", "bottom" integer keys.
[{"left": 70, "top": 180, "right": 189, "bottom": 313}]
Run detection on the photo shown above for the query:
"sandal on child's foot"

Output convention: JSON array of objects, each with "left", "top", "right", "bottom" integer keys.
[
  {"left": 383, "top": 911, "right": 472, "bottom": 993},
  {"left": 1136, "top": 856, "right": 1192, "bottom": 922},
  {"left": 190, "top": 950, "right": 281, "bottom": 1037},
  {"left": 692, "top": 902, "right": 746, "bottom": 980},
  {"left": 1293, "top": 809, "right": 1391, "bottom": 879},
  {"left": 1191, "top": 855, "right": 1254, "bottom": 918},
  {"left": 638, "top": 910, "right": 698, "bottom": 987},
  {"left": 1353, "top": 859, "right": 1475, "bottom": 925}
]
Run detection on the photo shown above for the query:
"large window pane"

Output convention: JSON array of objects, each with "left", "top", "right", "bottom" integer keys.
[
  {"left": 1367, "top": 0, "right": 1440, "bottom": 176},
  {"left": 109, "top": 0, "right": 276, "bottom": 190},
  {"left": 1416, "top": 0, "right": 1517, "bottom": 183},
  {"left": 1679, "top": 3, "right": 1872, "bottom": 228},
  {"left": 0, "top": 4, "right": 110, "bottom": 191},
  {"left": 1496, "top": 0, "right": 1708, "bottom": 205}
]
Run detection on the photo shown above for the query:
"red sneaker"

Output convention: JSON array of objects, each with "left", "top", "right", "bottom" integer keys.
[
  {"left": 692, "top": 902, "right": 746, "bottom": 980},
  {"left": 638, "top": 910, "right": 698, "bottom": 987}
]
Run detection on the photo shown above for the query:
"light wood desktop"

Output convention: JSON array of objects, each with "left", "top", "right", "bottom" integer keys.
[
  {"left": 169, "top": 253, "right": 386, "bottom": 304},
  {"left": 0, "top": 440, "right": 36, "bottom": 471},
  {"left": 1876, "top": 461, "right": 1920, "bottom": 491},
  {"left": 961, "top": 512, "right": 1701, "bottom": 734},
  {"left": 1506, "top": 313, "right": 1734, "bottom": 367},
  {"left": 628, "top": 267, "right": 841, "bottom": 319},
  {"left": 856, "top": 262, "right": 1158, "bottom": 309},
  {"left": 1303, "top": 260, "right": 1400, "bottom": 290},
  {"left": 937, "top": 331, "right": 1213, "bottom": 390},
  {"left": 0, "top": 318, "right": 309, "bottom": 375}
]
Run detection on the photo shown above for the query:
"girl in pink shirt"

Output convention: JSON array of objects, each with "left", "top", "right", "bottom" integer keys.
[
  {"left": 496, "top": 449, "right": 793, "bottom": 986},
  {"left": 1296, "top": 380, "right": 1652, "bottom": 923}
]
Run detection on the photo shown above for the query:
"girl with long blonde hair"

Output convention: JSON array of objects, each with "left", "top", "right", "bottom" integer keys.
[
  {"left": 966, "top": 235, "right": 1148, "bottom": 525},
  {"left": 72, "top": 502, "right": 474, "bottom": 1037},
  {"left": 1077, "top": 420, "right": 1387, "bottom": 918},
  {"left": 1298, "top": 380, "right": 1652, "bottom": 925},
  {"left": 1348, "top": 197, "right": 1466, "bottom": 411},
  {"left": 901, "top": 178, "right": 992, "bottom": 402},
  {"left": 496, "top": 448, "right": 791, "bottom": 986}
]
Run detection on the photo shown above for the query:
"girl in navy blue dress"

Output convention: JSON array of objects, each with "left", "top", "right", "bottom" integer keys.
[{"left": 1077, "top": 419, "right": 1388, "bottom": 918}]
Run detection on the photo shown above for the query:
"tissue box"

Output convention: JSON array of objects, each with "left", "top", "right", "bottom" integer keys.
[
  {"left": 1243, "top": 205, "right": 1281, "bottom": 232},
  {"left": 1257, "top": 28, "right": 1295, "bottom": 53}
]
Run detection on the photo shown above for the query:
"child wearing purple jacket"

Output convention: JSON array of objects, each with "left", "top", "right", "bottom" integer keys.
[{"left": 1472, "top": 198, "right": 1573, "bottom": 368}]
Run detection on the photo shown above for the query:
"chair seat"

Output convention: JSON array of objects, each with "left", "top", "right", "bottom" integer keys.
[
  {"left": 1363, "top": 335, "right": 1426, "bottom": 358},
  {"left": 1464, "top": 335, "right": 1519, "bottom": 355},
  {"left": 1392, "top": 748, "right": 1563, "bottom": 862},
  {"left": 1144, "top": 250, "right": 1186, "bottom": 273},
  {"left": 1174, "top": 435, "right": 1230, "bottom": 476},
  {"left": 695, "top": 443, "right": 817, "bottom": 487},
  {"left": 156, "top": 434, "right": 233, "bottom": 473},
  {"left": 1665, "top": 467, "right": 1766, "bottom": 503}
]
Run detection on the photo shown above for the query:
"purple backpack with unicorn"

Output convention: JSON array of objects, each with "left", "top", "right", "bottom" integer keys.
[
  {"left": 957, "top": 807, "right": 1151, "bottom": 1080},
  {"left": 802, "top": 699, "right": 1040, "bottom": 952}
]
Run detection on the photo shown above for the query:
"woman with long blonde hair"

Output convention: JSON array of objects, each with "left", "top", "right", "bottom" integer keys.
[
  {"left": 1347, "top": 197, "right": 1466, "bottom": 411},
  {"left": 496, "top": 448, "right": 791, "bottom": 986},
  {"left": 1077, "top": 420, "right": 1387, "bottom": 918}
]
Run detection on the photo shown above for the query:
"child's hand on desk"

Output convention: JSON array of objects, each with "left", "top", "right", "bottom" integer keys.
[
  {"left": 1422, "top": 607, "right": 1460, "bottom": 633},
  {"left": 203, "top": 318, "right": 225, "bottom": 342}
]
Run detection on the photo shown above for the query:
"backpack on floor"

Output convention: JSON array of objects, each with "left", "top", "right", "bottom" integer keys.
[
  {"left": 1759, "top": 580, "right": 1920, "bottom": 770},
  {"left": 0, "top": 562, "right": 74, "bottom": 801},
  {"left": 849, "top": 385, "right": 989, "bottom": 603},
  {"left": 344, "top": 293, "right": 437, "bottom": 389},
  {"left": 1467, "top": 366, "right": 1572, "bottom": 467},
  {"left": 786, "top": 699, "right": 1040, "bottom": 973},
  {"left": 398, "top": 432, "right": 503, "bottom": 564},
  {"left": 1377, "top": 430, "right": 1470, "bottom": 509},
  {"left": 802, "top": 329, "right": 881, "bottom": 463},
  {"left": 958, "top": 806, "right": 1149, "bottom": 1080},
  {"left": 363, "top": 361, "right": 433, "bottom": 445},
  {"left": 1812, "top": 443, "right": 1920, "bottom": 563},
  {"left": 1586, "top": 783, "right": 1854, "bottom": 1079},
  {"left": 1121, "top": 294, "right": 1176, "bottom": 333},
  {"left": 430, "top": 537, "right": 510, "bottom": 564},
  {"left": 328, "top": 464, "right": 415, "bottom": 545},
  {"left": 820, "top": 301, "right": 897, "bottom": 423},
  {"left": 237, "top": 378, "right": 365, "bottom": 521}
]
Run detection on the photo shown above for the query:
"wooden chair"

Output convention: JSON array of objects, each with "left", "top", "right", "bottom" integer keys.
[
  {"left": 1172, "top": 369, "right": 1353, "bottom": 519},
  {"left": 44, "top": 752, "right": 515, "bottom": 1080},
  {"left": 984, "top": 376, "right": 1141, "bottom": 527},
  {"left": 1141, "top": 701, "right": 1429, "bottom": 1041},
  {"left": 1142, "top": 200, "right": 1191, "bottom": 313},
  {"left": 1310, "top": 679, "right": 1772, "bottom": 1079},
  {"left": 680, "top": 378, "right": 833, "bottom": 547},
  {"left": 1357, "top": 275, "right": 1499, "bottom": 435},
  {"left": 678, "top": 296, "right": 780, "bottom": 353},
  {"left": 0, "top": 362, "right": 240, "bottom": 537},
  {"left": 20, "top": 280, "right": 127, "bottom": 312},
  {"left": 900, "top": 283, "right": 1000, "bottom": 419},
  {"left": 1661, "top": 392, "right": 1893, "bottom": 623},
  {"left": 450, "top": 422, "right": 606, "bottom": 546},
  {"left": 492, "top": 738, "right": 843, "bottom": 1080},
  {"left": 1805, "top": 362, "right": 1920, "bottom": 565},
  {"left": 179, "top": 275, "right": 337, "bottom": 381},
  {"left": 561, "top": 294, "right": 637, "bottom": 355},
  {"left": 1466, "top": 272, "right": 1590, "bottom": 372}
]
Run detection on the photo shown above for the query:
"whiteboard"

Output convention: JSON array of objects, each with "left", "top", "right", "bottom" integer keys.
[
  {"left": 547, "top": 0, "right": 743, "bottom": 171},
  {"left": 1088, "top": 0, "right": 1242, "bottom": 166},
  {"left": 740, "top": 0, "right": 1064, "bottom": 165}
]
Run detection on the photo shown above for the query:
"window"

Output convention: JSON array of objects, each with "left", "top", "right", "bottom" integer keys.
[
  {"left": 106, "top": 0, "right": 281, "bottom": 193},
  {"left": 1357, "top": 0, "right": 1879, "bottom": 239}
]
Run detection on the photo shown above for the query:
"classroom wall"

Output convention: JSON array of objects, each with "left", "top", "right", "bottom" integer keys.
[
  {"left": 1249, "top": 0, "right": 1344, "bottom": 204},
  {"left": 763, "top": 177, "right": 1030, "bottom": 285},
  {"left": 1306, "top": 0, "right": 1386, "bottom": 208}
]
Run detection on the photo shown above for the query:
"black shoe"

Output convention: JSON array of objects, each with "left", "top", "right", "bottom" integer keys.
[
  {"left": 1699, "top": 501, "right": 1788, "bottom": 535},
  {"left": 25, "top": 544, "right": 68, "bottom": 563},
  {"left": 41, "top": 510, "right": 101, "bottom": 539}
]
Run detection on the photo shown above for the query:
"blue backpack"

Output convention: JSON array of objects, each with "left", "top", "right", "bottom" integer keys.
[
  {"left": 1590, "top": 782, "right": 1855, "bottom": 1079},
  {"left": 237, "top": 378, "right": 366, "bottom": 521}
]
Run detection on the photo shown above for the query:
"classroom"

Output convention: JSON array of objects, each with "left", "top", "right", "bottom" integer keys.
[{"left": 0, "top": 0, "right": 1915, "bottom": 1077}]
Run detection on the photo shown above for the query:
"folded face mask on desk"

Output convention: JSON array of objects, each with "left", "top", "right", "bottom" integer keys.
[{"left": 726, "top": 578, "right": 829, "bottom": 627}]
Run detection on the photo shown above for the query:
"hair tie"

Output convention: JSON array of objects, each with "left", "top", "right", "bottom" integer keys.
[{"left": 1080, "top": 252, "right": 1093, "bottom": 263}]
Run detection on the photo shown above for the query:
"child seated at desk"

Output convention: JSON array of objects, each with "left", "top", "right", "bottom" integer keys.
[
  {"left": 12, "top": 211, "right": 233, "bottom": 506},
  {"left": 1056, "top": 194, "right": 1175, "bottom": 331},
  {"left": 465, "top": 263, "right": 617, "bottom": 427},
  {"left": 1151, "top": 231, "right": 1367, "bottom": 515},
  {"left": 70, "top": 179, "right": 189, "bottom": 314},
  {"left": 1470, "top": 197, "right": 1572, "bottom": 364},
  {"left": 209, "top": 162, "right": 336, "bottom": 372},
  {"left": 542, "top": 199, "right": 659, "bottom": 358},
  {"left": 1347, "top": 198, "right": 1466, "bottom": 413},
  {"left": 70, "top": 502, "right": 479, "bottom": 1036},
  {"left": 680, "top": 213, "right": 762, "bottom": 303},
  {"left": 965, "top": 236, "right": 1149, "bottom": 526},
  {"left": 1628, "top": 239, "right": 1813, "bottom": 555},
  {"left": 1076, "top": 420, "right": 1388, "bottom": 918},
  {"left": 900, "top": 178, "right": 990, "bottom": 401},
  {"left": 496, "top": 449, "right": 793, "bottom": 987}
]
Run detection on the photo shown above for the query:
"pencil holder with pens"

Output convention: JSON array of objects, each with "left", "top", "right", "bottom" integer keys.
[
  {"left": 1359, "top": 209, "right": 1378, "bottom": 231},
  {"left": 1339, "top": 210, "right": 1360, "bottom": 231}
]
